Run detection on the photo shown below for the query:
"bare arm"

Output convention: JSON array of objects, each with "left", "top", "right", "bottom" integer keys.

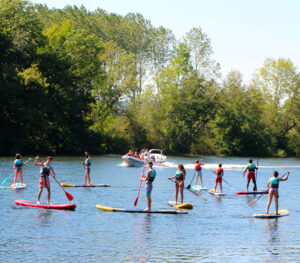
[
  {"left": 34, "top": 157, "right": 44, "bottom": 167},
  {"left": 50, "top": 166, "right": 56, "bottom": 177},
  {"left": 242, "top": 167, "right": 248, "bottom": 176},
  {"left": 278, "top": 171, "right": 289, "bottom": 182},
  {"left": 266, "top": 178, "right": 271, "bottom": 189}
]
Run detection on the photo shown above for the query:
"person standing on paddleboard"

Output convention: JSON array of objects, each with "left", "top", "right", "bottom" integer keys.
[
  {"left": 34, "top": 156, "right": 56, "bottom": 205},
  {"left": 141, "top": 161, "right": 156, "bottom": 211},
  {"left": 213, "top": 164, "right": 224, "bottom": 193},
  {"left": 13, "top": 153, "right": 24, "bottom": 186},
  {"left": 266, "top": 171, "right": 289, "bottom": 215},
  {"left": 82, "top": 152, "right": 92, "bottom": 185},
  {"left": 194, "top": 159, "right": 204, "bottom": 187},
  {"left": 242, "top": 159, "right": 258, "bottom": 192},
  {"left": 168, "top": 164, "right": 186, "bottom": 204}
]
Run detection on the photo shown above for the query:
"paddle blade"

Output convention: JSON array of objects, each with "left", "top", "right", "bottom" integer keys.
[
  {"left": 134, "top": 196, "right": 139, "bottom": 207},
  {"left": 248, "top": 199, "right": 258, "bottom": 207},
  {"left": 1, "top": 178, "right": 8, "bottom": 185},
  {"left": 65, "top": 191, "right": 74, "bottom": 201},
  {"left": 186, "top": 184, "right": 191, "bottom": 189}
]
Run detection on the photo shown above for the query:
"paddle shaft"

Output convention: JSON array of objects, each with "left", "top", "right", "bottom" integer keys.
[
  {"left": 50, "top": 171, "right": 74, "bottom": 201},
  {"left": 1, "top": 158, "right": 31, "bottom": 185},
  {"left": 170, "top": 179, "right": 207, "bottom": 201},
  {"left": 222, "top": 178, "right": 233, "bottom": 188},
  {"left": 134, "top": 164, "right": 146, "bottom": 206},
  {"left": 187, "top": 172, "right": 196, "bottom": 189}
]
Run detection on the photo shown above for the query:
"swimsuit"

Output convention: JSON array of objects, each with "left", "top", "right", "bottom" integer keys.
[
  {"left": 39, "top": 164, "right": 51, "bottom": 188},
  {"left": 15, "top": 159, "right": 22, "bottom": 171},
  {"left": 175, "top": 171, "right": 184, "bottom": 180},
  {"left": 195, "top": 164, "right": 202, "bottom": 173},
  {"left": 269, "top": 177, "right": 279, "bottom": 192}
]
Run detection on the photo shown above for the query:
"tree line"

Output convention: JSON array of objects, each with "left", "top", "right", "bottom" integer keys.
[{"left": 0, "top": 0, "right": 299, "bottom": 157}]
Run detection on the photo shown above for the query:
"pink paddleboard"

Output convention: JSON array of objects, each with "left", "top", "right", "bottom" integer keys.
[{"left": 15, "top": 200, "right": 76, "bottom": 210}]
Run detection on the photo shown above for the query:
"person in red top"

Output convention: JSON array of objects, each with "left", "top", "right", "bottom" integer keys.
[
  {"left": 213, "top": 164, "right": 224, "bottom": 193},
  {"left": 194, "top": 159, "right": 204, "bottom": 187}
]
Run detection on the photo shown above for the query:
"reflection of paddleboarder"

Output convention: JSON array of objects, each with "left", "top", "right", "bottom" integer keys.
[
  {"left": 266, "top": 171, "right": 289, "bottom": 215},
  {"left": 168, "top": 164, "right": 186, "bottom": 205},
  {"left": 243, "top": 160, "right": 258, "bottom": 192},
  {"left": 141, "top": 162, "right": 156, "bottom": 211}
]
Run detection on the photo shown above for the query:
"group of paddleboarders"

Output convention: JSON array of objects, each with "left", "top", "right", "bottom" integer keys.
[
  {"left": 10, "top": 152, "right": 92, "bottom": 205},
  {"left": 8, "top": 154, "right": 289, "bottom": 215}
]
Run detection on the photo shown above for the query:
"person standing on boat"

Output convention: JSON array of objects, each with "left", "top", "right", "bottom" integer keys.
[
  {"left": 34, "top": 156, "right": 56, "bottom": 205},
  {"left": 168, "top": 164, "right": 186, "bottom": 204},
  {"left": 242, "top": 159, "right": 258, "bottom": 192},
  {"left": 194, "top": 159, "right": 204, "bottom": 187},
  {"left": 141, "top": 161, "right": 156, "bottom": 211},
  {"left": 82, "top": 152, "right": 92, "bottom": 185},
  {"left": 144, "top": 148, "right": 150, "bottom": 161},
  {"left": 266, "top": 171, "right": 289, "bottom": 215},
  {"left": 13, "top": 153, "right": 24, "bottom": 186},
  {"left": 213, "top": 164, "right": 224, "bottom": 193}
]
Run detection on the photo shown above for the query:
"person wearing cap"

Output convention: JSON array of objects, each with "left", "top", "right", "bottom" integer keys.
[{"left": 141, "top": 161, "right": 156, "bottom": 211}]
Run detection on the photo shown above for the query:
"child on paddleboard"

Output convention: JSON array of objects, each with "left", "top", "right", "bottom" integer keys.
[
  {"left": 194, "top": 159, "right": 204, "bottom": 187},
  {"left": 13, "top": 153, "right": 24, "bottom": 186},
  {"left": 266, "top": 171, "right": 289, "bottom": 215},
  {"left": 213, "top": 164, "right": 224, "bottom": 193},
  {"left": 34, "top": 156, "right": 56, "bottom": 205},
  {"left": 82, "top": 152, "right": 92, "bottom": 185},
  {"left": 242, "top": 159, "right": 258, "bottom": 192},
  {"left": 168, "top": 164, "right": 186, "bottom": 204},
  {"left": 141, "top": 161, "right": 156, "bottom": 211}
]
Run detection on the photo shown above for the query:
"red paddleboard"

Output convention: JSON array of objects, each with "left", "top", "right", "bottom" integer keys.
[
  {"left": 235, "top": 191, "right": 268, "bottom": 195},
  {"left": 15, "top": 200, "right": 76, "bottom": 210},
  {"left": 10, "top": 183, "right": 27, "bottom": 190}
]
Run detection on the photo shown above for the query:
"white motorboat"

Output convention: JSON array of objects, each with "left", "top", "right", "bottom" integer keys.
[{"left": 122, "top": 149, "right": 167, "bottom": 167}]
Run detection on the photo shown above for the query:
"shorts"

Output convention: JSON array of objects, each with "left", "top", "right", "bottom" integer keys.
[
  {"left": 145, "top": 183, "right": 152, "bottom": 197},
  {"left": 195, "top": 168, "right": 201, "bottom": 172},
  {"left": 86, "top": 167, "right": 90, "bottom": 174},
  {"left": 39, "top": 175, "right": 50, "bottom": 188},
  {"left": 196, "top": 170, "right": 202, "bottom": 177},
  {"left": 247, "top": 172, "right": 256, "bottom": 183},
  {"left": 15, "top": 168, "right": 22, "bottom": 172},
  {"left": 215, "top": 177, "right": 222, "bottom": 184},
  {"left": 269, "top": 188, "right": 278, "bottom": 192}
]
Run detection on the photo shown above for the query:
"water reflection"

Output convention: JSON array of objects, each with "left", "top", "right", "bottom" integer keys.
[{"left": 35, "top": 209, "right": 52, "bottom": 229}]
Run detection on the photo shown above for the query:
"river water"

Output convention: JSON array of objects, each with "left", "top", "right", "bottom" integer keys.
[{"left": 0, "top": 155, "right": 299, "bottom": 262}]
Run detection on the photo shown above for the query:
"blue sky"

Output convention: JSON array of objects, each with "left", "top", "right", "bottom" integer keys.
[{"left": 32, "top": 0, "right": 300, "bottom": 82}]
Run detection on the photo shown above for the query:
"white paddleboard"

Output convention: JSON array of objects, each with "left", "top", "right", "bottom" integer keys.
[
  {"left": 209, "top": 189, "right": 226, "bottom": 196},
  {"left": 253, "top": 209, "right": 290, "bottom": 218}
]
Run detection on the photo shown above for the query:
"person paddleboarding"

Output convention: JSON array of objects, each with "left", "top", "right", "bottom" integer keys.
[
  {"left": 82, "top": 152, "right": 92, "bottom": 185},
  {"left": 141, "top": 161, "right": 156, "bottom": 211},
  {"left": 34, "top": 156, "right": 56, "bottom": 205},
  {"left": 13, "top": 153, "right": 24, "bottom": 186},
  {"left": 242, "top": 159, "right": 258, "bottom": 192},
  {"left": 194, "top": 159, "right": 204, "bottom": 187},
  {"left": 213, "top": 164, "right": 224, "bottom": 193},
  {"left": 168, "top": 164, "right": 186, "bottom": 205},
  {"left": 266, "top": 171, "right": 289, "bottom": 215}
]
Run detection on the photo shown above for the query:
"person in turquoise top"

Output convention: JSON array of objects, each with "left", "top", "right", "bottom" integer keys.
[
  {"left": 266, "top": 170, "right": 289, "bottom": 215},
  {"left": 82, "top": 152, "right": 92, "bottom": 185},
  {"left": 168, "top": 164, "right": 186, "bottom": 205},
  {"left": 141, "top": 161, "right": 156, "bottom": 211},
  {"left": 242, "top": 159, "right": 258, "bottom": 192},
  {"left": 13, "top": 153, "right": 24, "bottom": 186}
]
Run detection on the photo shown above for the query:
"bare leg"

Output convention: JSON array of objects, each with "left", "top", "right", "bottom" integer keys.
[
  {"left": 200, "top": 175, "right": 203, "bottom": 187},
  {"left": 266, "top": 191, "right": 274, "bottom": 214},
  {"left": 246, "top": 179, "right": 250, "bottom": 192},
  {"left": 220, "top": 183, "right": 223, "bottom": 193},
  {"left": 47, "top": 187, "right": 51, "bottom": 204},
  {"left": 20, "top": 171, "right": 23, "bottom": 185},
  {"left": 175, "top": 184, "right": 179, "bottom": 204},
  {"left": 146, "top": 196, "right": 151, "bottom": 211},
  {"left": 180, "top": 184, "right": 184, "bottom": 204},
  {"left": 13, "top": 171, "right": 18, "bottom": 185},
  {"left": 84, "top": 170, "right": 88, "bottom": 185},
  {"left": 274, "top": 192, "right": 279, "bottom": 214},
  {"left": 194, "top": 174, "right": 198, "bottom": 186},
  {"left": 37, "top": 188, "right": 43, "bottom": 204},
  {"left": 214, "top": 182, "right": 217, "bottom": 192}
]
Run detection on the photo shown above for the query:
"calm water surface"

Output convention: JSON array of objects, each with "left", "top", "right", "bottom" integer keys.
[{"left": 0, "top": 155, "right": 299, "bottom": 262}]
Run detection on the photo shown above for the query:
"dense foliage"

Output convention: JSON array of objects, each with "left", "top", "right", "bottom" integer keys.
[{"left": 0, "top": 0, "right": 299, "bottom": 156}]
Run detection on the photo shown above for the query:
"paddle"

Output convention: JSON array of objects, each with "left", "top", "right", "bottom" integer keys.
[
  {"left": 50, "top": 171, "right": 74, "bottom": 201},
  {"left": 222, "top": 178, "right": 234, "bottom": 189},
  {"left": 249, "top": 173, "right": 286, "bottom": 207},
  {"left": 1, "top": 158, "right": 32, "bottom": 185},
  {"left": 169, "top": 179, "right": 207, "bottom": 201},
  {"left": 253, "top": 159, "right": 259, "bottom": 191},
  {"left": 186, "top": 172, "right": 196, "bottom": 189},
  {"left": 134, "top": 163, "right": 146, "bottom": 206}
]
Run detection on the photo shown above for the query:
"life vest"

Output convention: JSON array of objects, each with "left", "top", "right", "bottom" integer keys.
[
  {"left": 147, "top": 169, "right": 156, "bottom": 182},
  {"left": 270, "top": 177, "right": 279, "bottom": 188},
  {"left": 247, "top": 163, "right": 256, "bottom": 172},
  {"left": 15, "top": 159, "right": 22, "bottom": 168}
]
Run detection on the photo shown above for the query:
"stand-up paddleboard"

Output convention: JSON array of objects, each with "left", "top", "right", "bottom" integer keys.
[
  {"left": 235, "top": 191, "right": 268, "bottom": 195},
  {"left": 191, "top": 185, "right": 207, "bottom": 191},
  {"left": 10, "top": 183, "right": 27, "bottom": 190},
  {"left": 209, "top": 189, "right": 226, "bottom": 196},
  {"left": 96, "top": 204, "right": 188, "bottom": 214},
  {"left": 253, "top": 209, "right": 289, "bottom": 218},
  {"left": 15, "top": 200, "right": 76, "bottom": 210},
  {"left": 168, "top": 201, "right": 193, "bottom": 209},
  {"left": 61, "top": 183, "right": 111, "bottom": 188}
]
